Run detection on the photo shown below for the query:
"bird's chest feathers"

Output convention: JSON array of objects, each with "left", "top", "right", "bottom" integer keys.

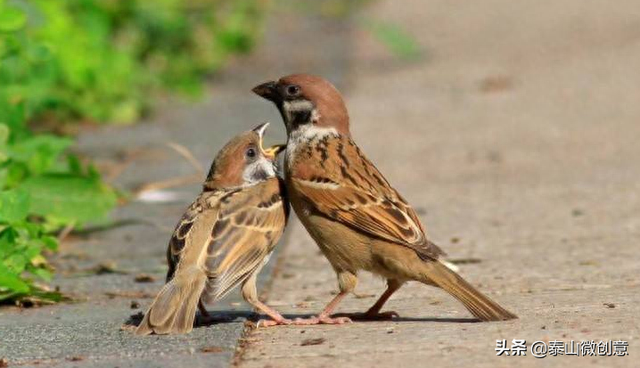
[{"left": 285, "top": 125, "right": 339, "bottom": 175}]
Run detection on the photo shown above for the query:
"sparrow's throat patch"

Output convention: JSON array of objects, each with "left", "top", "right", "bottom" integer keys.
[
  {"left": 282, "top": 100, "right": 315, "bottom": 129},
  {"left": 243, "top": 157, "right": 276, "bottom": 185}
]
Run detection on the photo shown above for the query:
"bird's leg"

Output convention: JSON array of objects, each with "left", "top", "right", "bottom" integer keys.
[
  {"left": 293, "top": 271, "right": 355, "bottom": 325},
  {"left": 252, "top": 299, "right": 292, "bottom": 327},
  {"left": 293, "top": 291, "right": 352, "bottom": 325},
  {"left": 242, "top": 273, "right": 292, "bottom": 327},
  {"left": 318, "top": 291, "right": 353, "bottom": 323},
  {"left": 351, "top": 279, "right": 402, "bottom": 320}
]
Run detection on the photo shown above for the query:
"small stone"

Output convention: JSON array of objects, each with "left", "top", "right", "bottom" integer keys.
[
  {"left": 201, "top": 346, "right": 224, "bottom": 353},
  {"left": 134, "top": 274, "right": 156, "bottom": 283},
  {"left": 93, "top": 261, "right": 120, "bottom": 275},
  {"left": 301, "top": 338, "right": 326, "bottom": 346}
]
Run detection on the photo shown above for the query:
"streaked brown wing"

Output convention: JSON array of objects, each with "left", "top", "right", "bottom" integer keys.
[
  {"left": 166, "top": 193, "right": 220, "bottom": 282},
  {"left": 291, "top": 137, "right": 442, "bottom": 260},
  {"left": 203, "top": 179, "right": 287, "bottom": 300}
]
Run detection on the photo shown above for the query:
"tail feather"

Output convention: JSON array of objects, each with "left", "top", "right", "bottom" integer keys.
[
  {"left": 136, "top": 268, "right": 207, "bottom": 335},
  {"left": 421, "top": 260, "right": 517, "bottom": 321}
]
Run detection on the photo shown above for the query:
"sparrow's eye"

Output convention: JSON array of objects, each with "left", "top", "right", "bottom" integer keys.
[
  {"left": 245, "top": 147, "right": 257, "bottom": 159},
  {"left": 286, "top": 85, "right": 300, "bottom": 97}
]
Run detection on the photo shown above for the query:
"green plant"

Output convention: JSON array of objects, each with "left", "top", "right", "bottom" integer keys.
[
  {"left": 0, "top": 0, "right": 111, "bottom": 303},
  {"left": 0, "top": 0, "right": 264, "bottom": 304},
  {"left": 15, "top": 0, "right": 265, "bottom": 125},
  {"left": 0, "top": 126, "right": 118, "bottom": 303}
]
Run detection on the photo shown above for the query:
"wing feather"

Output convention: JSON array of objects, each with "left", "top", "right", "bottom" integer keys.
[
  {"left": 166, "top": 193, "right": 219, "bottom": 282},
  {"left": 290, "top": 136, "right": 443, "bottom": 260},
  {"left": 203, "top": 179, "right": 288, "bottom": 301}
]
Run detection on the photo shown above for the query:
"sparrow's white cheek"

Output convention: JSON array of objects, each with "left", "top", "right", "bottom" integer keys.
[{"left": 242, "top": 157, "right": 276, "bottom": 185}]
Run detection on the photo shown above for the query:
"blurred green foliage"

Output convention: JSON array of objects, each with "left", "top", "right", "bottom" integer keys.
[
  {"left": 364, "top": 20, "right": 422, "bottom": 60},
  {"left": 4, "top": 0, "right": 263, "bottom": 125},
  {"left": 0, "top": 124, "right": 117, "bottom": 303},
  {"left": 0, "top": 0, "right": 263, "bottom": 304}
]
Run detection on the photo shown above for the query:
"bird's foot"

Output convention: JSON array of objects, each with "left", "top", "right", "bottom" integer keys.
[
  {"left": 256, "top": 318, "right": 293, "bottom": 327},
  {"left": 293, "top": 315, "right": 352, "bottom": 325},
  {"left": 348, "top": 310, "right": 399, "bottom": 321}
]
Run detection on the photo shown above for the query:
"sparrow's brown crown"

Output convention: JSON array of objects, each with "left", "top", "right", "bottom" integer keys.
[
  {"left": 253, "top": 74, "right": 350, "bottom": 135},
  {"left": 204, "top": 123, "right": 284, "bottom": 190}
]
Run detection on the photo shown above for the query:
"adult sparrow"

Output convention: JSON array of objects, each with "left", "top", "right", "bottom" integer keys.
[
  {"left": 253, "top": 74, "right": 517, "bottom": 324},
  {"left": 136, "top": 123, "right": 290, "bottom": 335}
]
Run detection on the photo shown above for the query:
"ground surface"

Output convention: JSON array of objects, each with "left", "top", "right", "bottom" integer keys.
[{"left": 2, "top": 0, "right": 639, "bottom": 367}]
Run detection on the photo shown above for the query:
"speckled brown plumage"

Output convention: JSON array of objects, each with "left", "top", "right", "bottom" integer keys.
[
  {"left": 253, "top": 74, "right": 517, "bottom": 324},
  {"left": 288, "top": 133, "right": 443, "bottom": 261},
  {"left": 136, "top": 124, "right": 290, "bottom": 335}
]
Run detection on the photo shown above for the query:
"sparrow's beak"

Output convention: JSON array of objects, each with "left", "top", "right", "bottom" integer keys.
[
  {"left": 252, "top": 122, "right": 285, "bottom": 160},
  {"left": 252, "top": 122, "right": 270, "bottom": 137},
  {"left": 263, "top": 144, "right": 286, "bottom": 160},
  {"left": 252, "top": 81, "right": 279, "bottom": 102}
]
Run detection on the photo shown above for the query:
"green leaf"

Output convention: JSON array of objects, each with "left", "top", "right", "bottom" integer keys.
[
  {"left": 4, "top": 252, "right": 28, "bottom": 273},
  {"left": 4, "top": 163, "right": 27, "bottom": 188},
  {"left": 8, "top": 135, "right": 73, "bottom": 174},
  {"left": 41, "top": 235, "right": 58, "bottom": 251},
  {"left": 0, "top": 5, "right": 26, "bottom": 32},
  {"left": 0, "top": 263, "right": 30, "bottom": 293},
  {"left": 30, "top": 267, "right": 52, "bottom": 281},
  {"left": 0, "top": 188, "right": 30, "bottom": 223},
  {"left": 67, "top": 155, "right": 83, "bottom": 175},
  {"left": 21, "top": 174, "right": 117, "bottom": 224},
  {"left": 0, "top": 124, "right": 9, "bottom": 144},
  {"left": 0, "top": 125, "right": 9, "bottom": 164}
]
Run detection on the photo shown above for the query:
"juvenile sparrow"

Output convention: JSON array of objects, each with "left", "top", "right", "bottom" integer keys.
[
  {"left": 253, "top": 74, "right": 517, "bottom": 324},
  {"left": 136, "top": 123, "right": 290, "bottom": 335}
]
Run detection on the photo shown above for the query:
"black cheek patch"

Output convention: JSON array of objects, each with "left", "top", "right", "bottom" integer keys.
[{"left": 290, "top": 108, "right": 313, "bottom": 128}]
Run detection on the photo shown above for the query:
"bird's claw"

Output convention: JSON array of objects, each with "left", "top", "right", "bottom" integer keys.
[
  {"left": 292, "top": 315, "right": 353, "bottom": 325},
  {"left": 256, "top": 318, "right": 293, "bottom": 327}
]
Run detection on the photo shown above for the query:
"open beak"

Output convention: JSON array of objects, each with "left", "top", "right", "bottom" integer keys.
[
  {"left": 252, "top": 122, "right": 270, "bottom": 137},
  {"left": 252, "top": 122, "right": 285, "bottom": 160},
  {"left": 252, "top": 80, "right": 278, "bottom": 102},
  {"left": 263, "top": 144, "right": 286, "bottom": 160}
]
